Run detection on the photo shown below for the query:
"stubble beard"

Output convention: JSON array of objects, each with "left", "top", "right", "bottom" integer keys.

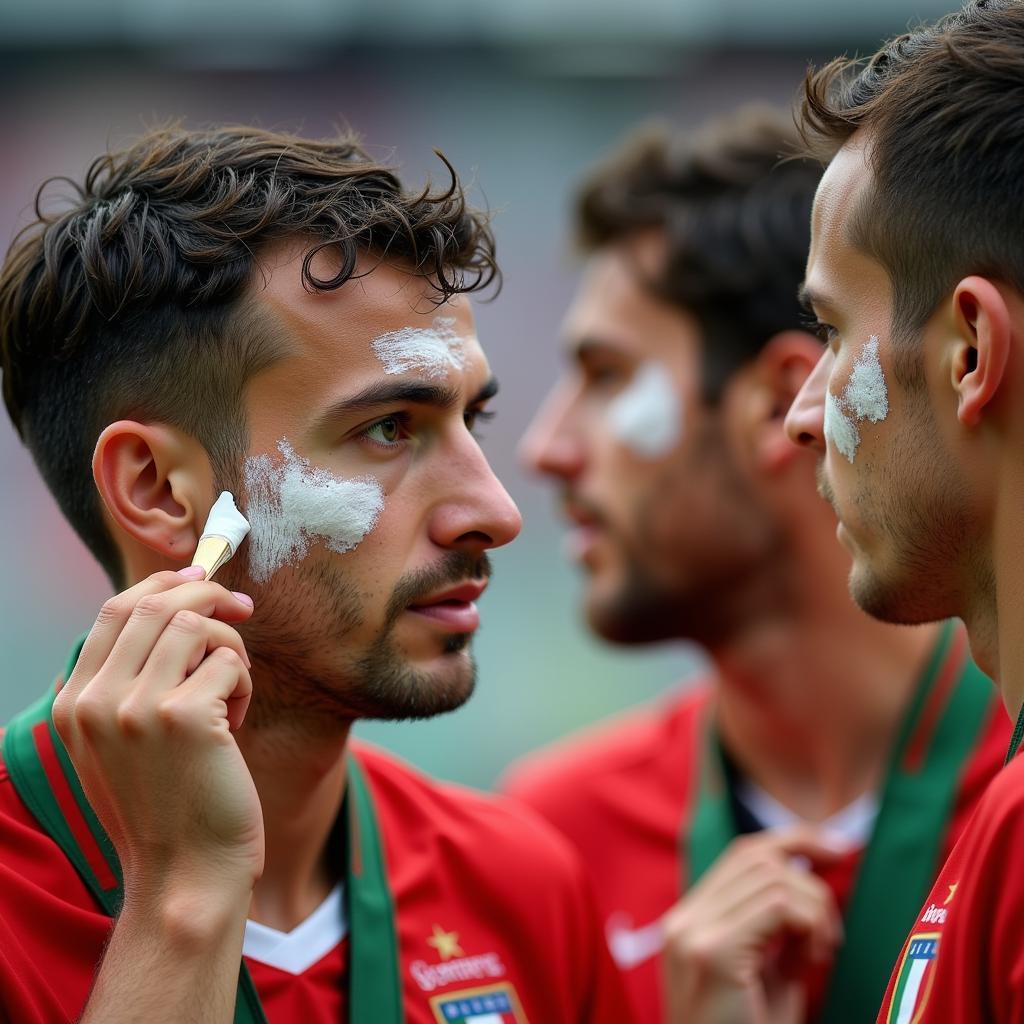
[
  {"left": 827, "top": 392, "right": 972, "bottom": 626},
  {"left": 218, "top": 549, "right": 488, "bottom": 728},
  {"left": 587, "top": 433, "right": 784, "bottom": 648}
]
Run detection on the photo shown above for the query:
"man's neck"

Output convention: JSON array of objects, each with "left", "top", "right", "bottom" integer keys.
[
  {"left": 235, "top": 708, "right": 353, "bottom": 933},
  {"left": 711, "top": 608, "right": 941, "bottom": 824},
  {"left": 982, "top": 470, "right": 1024, "bottom": 722}
]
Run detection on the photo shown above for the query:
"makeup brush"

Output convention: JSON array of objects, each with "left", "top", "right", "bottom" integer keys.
[{"left": 190, "top": 491, "right": 251, "bottom": 581}]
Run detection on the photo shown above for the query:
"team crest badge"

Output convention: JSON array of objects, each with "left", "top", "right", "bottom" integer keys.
[
  {"left": 887, "top": 932, "right": 940, "bottom": 1023},
  {"left": 430, "top": 982, "right": 528, "bottom": 1023}
]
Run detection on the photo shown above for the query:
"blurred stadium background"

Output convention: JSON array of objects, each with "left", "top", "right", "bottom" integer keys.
[{"left": 0, "top": 0, "right": 954, "bottom": 788}]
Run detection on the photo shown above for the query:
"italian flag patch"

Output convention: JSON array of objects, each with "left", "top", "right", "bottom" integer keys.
[
  {"left": 430, "top": 982, "right": 527, "bottom": 1023},
  {"left": 887, "top": 933, "right": 940, "bottom": 1024}
]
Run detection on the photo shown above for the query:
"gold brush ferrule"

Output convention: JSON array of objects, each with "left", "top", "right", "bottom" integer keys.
[{"left": 190, "top": 536, "right": 233, "bottom": 581}]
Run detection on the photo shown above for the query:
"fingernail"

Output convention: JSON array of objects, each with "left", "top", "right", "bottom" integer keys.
[
  {"left": 177, "top": 565, "right": 206, "bottom": 578},
  {"left": 232, "top": 592, "right": 254, "bottom": 607}
]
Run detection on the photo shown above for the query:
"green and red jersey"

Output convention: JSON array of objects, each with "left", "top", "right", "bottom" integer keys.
[
  {"left": 0, "top": 646, "right": 632, "bottom": 1024},
  {"left": 876, "top": 738, "right": 1024, "bottom": 1023},
  {"left": 502, "top": 624, "right": 1009, "bottom": 1024}
]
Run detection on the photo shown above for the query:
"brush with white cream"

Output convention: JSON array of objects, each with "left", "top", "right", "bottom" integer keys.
[{"left": 190, "top": 491, "right": 251, "bottom": 581}]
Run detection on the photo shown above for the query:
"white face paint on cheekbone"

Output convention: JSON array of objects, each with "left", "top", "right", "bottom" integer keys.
[
  {"left": 608, "top": 361, "right": 682, "bottom": 458},
  {"left": 372, "top": 316, "right": 468, "bottom": 379},
  {"left": 244, "top": 439, "right": 385, "bottom": 583},
  {"left": 824, "top": 336, "right": 890, "bottom": 463}
]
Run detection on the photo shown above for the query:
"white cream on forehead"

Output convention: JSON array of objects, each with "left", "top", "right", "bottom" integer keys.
[
  {"left": 372, "top": 316, "right": 468, "bottom": 379},
  {"left": 608, "top": 361, "right": 682, "bottom": 458},
  {"left": 243, "top": 439, "right": 384, "bottom": 583},
  {"left": 825, "top": 335, "right": 890, "bottom": 463}
]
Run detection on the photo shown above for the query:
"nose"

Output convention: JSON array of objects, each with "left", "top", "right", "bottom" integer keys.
[
  {"left": 518, "top": 383, "right": 584, "bottom": 483},
  {"left": 429, "top": 436, "right": 523, "bottom": 553},
  {"left": 785, "top": 348, "right": 831, "bottom": 453}
]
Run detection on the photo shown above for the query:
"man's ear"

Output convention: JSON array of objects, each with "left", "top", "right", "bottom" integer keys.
[
  {"left": 742, "top": 330, "right": 824, "bottom": 474},
  {"left": 92, "top": 421, "right": 214, "bottom": 563},
  {"left": 951, "top": 276, "right": 1012, "bottom": 429}
]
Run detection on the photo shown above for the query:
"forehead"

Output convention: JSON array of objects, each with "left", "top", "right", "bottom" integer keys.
[
  {"left": 806, "top": 137, "right": 891, "bottom": 318},
  {"left": 808, "top": 139, "right": 874, "bottom": 280},
  {"left": 245, "top": 240, "right": 484, "bottom": 430},
  {"left": 563, "top": 237, "right": 701, "bottom": 363}
]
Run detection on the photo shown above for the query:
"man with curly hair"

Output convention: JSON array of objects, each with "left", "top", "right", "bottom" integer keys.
[{"left": 0, "top": 126, "right": 629, "bottom": 1023}]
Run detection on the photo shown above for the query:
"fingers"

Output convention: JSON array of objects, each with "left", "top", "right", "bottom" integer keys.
[
  {"left": 70, "top": 571, "right": 192, "bottom": 687},
  {"left": 663, "top": 828, "right": 844, "bottom": 995},
  {"left": 55, "top": 570, "right": 255, "bottom": 748},
  {"left": 102, "top": 582, "right": 253, "bottom": 684},
  {"left": 136, "top": 612, "right": 251, "bottom": 694},
  {"left": 160, "top": 647, "right": 254, "bottom": 735}
]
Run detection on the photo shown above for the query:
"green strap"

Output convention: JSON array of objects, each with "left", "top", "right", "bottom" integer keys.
[
  {"left": 685, "top": 621, "right": 993, "bottom": 1023},
  {"left": 347, "top": 756, "right": 405, "bottom": 1024},
  {"left": 3, "top": 641, "right": 404, "bottom": 1024},
  {"left": 1006, "top": 701, "right": 1024, "bottom": 763}
]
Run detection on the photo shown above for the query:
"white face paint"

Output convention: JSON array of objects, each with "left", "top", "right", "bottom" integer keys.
[
  {"left": 608, "top": 361, "right": 682, "bottom": 458},
  {"left": 243, "top": 439, "right": 384, "bottom": 583},
  {"left": 371, "top": 316, "right": 467, "bottom": 379},
  {"left": 824, "top": 336, "right": 890, "bottom": 463}
]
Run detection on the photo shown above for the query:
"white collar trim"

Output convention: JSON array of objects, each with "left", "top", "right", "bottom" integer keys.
[
  {"left": 243, "top": 883, "right": 347, "bottom": 975},
  {"left": 734, "top": 779, "right": 879, "bottom": 851}
]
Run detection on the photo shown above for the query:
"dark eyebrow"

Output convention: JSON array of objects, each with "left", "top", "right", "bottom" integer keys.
[
  {"left": 315, "top": 375, "right": 499, "bottom": 427},
  {"left": 471, "top": 376, "right": 500, "bottom": 405},
  {"left": 798, "top": 284, "right": 832, "bottom": 314},
  {"left": 570, "top": 337, "right": 624, "bottom": 363}
]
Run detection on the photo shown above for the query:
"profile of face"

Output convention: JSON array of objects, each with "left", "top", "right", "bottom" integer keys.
[
  {"left": 215, "top": 241, "right": 521, "bottom": 724},
  {"left": 520, "top": 234, "right": 780, "bottom": 645},
  {"left": 785, "top": 140, "right": 973, "bottom": 626}
]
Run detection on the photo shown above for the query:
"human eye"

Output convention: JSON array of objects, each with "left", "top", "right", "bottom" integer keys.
[
  {"left": 361, "top": 413, "right": 411, "bottom": 450},
  {"left": 464, "top": 407, "right": 496, "bottom": 438},
  {"left": 800, "top": 312, "right": 839, "bottom": 347}
]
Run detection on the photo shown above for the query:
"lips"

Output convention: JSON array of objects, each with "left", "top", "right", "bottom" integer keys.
[
  {"left": 406, "top": 580, "right": 487, "bottom": 633},
  {"left": 559, "top": 493, "right": 607, "bottom": 566}
]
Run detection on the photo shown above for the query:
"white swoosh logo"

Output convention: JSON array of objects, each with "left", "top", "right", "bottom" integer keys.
[{"left": 606, "top": 913, "right": 665, "bottom": 970}]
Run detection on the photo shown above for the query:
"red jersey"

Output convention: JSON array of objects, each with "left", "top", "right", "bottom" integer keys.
[
  {"left": 0, "top": 715, "right": 631, "bottom": 1023},
  {"left": 876, "top": 749, "right": 1024, "bottom": 1023},
  {"left": 502, "top": 624, "right": 1009, "bottom": 1024}
]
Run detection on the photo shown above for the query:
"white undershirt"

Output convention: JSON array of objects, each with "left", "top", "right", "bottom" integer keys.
[
  {"left": 734, "top": 778, "right": 879, "bottom": 851},
  {"left": 243, "top": 883, "right": 347, "bottom": 975}
]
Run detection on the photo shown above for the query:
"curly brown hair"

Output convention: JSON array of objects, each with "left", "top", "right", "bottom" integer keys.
[
  {"left": 798, "top": 0, "right": 1024, "bottom": 370},
  {"left": 0, "top": 124, "right": 499, "bottom": 584},
  {"left": 575, "top": 106, "right": 822, "bottom": 400}
]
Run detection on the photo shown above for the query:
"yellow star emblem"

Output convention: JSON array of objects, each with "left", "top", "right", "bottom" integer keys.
[
  {"left": 426, "top": 924, "right": 464, "bottom": 961},
  {"left": 944, "top": 882, "right": 958, "bottom": 906}
]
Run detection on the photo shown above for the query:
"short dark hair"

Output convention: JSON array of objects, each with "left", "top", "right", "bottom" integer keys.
[
  {"left": 0, "top": 124, "right": 498, "bottom": 585},
  {"left": 800, "top": 0, "right": 1024, "bottom": 362},
  {"left": 575, "top": 106, "right": 822, "bottom": 400}
]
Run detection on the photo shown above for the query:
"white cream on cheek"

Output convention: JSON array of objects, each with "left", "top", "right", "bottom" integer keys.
[
  {"left": 371, "top": 316, "right": 468, "bottom": 379},
  {"left": 608, "top": 361, "right": 682, "bottom": 458},
  {"left": 243, "top": 439, "right": 385, "bottom": 583},
  {"left": 824, "top": 335, "right": 889, "bottom": 464}
]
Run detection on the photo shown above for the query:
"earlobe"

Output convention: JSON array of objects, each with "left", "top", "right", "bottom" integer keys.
[
  {"left": 952, "top": 277, "right": 1011, "bottom": 429},
  {"left": 92, "top": 422, "right": 211, "bottom": 562}
]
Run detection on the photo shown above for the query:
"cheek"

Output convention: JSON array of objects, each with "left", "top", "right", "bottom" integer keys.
[
  {"left": 824, "top": 336, "right": 891, "bottom": 464},
  {"left": 243, "top": 439, "right": 385, "bottom": 584},
  {"left": 825, "top": 391, "right": 859, "bottom": 464},
  {"left": 607, "top": 362, "right": 683, "bottom": 459}
]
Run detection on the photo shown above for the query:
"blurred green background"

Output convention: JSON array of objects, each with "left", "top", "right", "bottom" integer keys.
[{"left": 0, "top": 0, "right": 954, "bottom": 789}]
